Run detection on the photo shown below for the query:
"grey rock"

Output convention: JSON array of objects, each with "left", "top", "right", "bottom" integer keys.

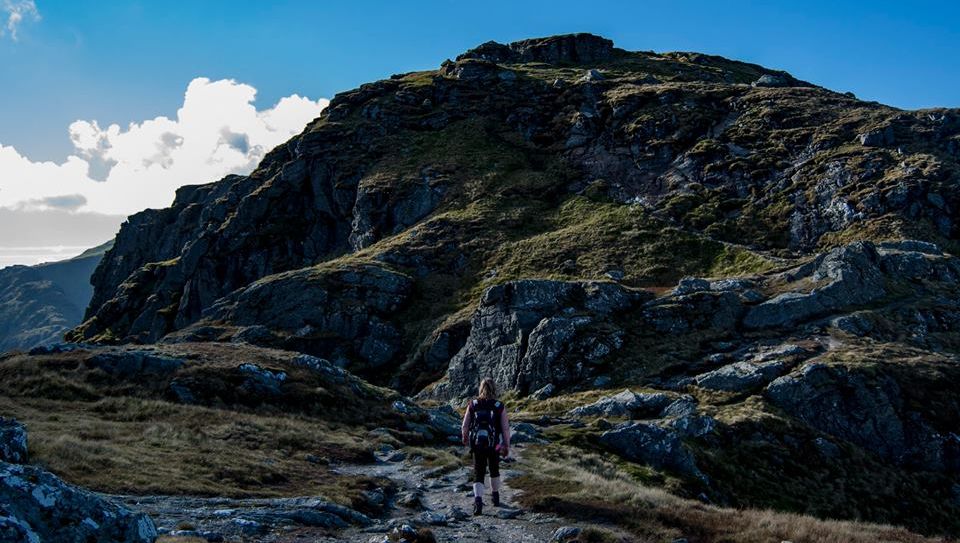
[
  {"left": 397, "top": 491, "right": 423, "bottom": 508},
  {"left": 445, "top": 505, "right": 469, "bottom": 521},
  {"left": 419, "top": 511, "right": 447, "bottom": 525},
  {"left": 458, "top": 33, "right": 616, "bottom": 65},
  {"left": 0, "top": 461, "right": 157, "bottom": 543},
  {"left": 0, "top": 418, "right": 28, "bottom": 464},
  {"left": 496, "top": 508, "right": 523, "bottom": 519},
  {"left": 673, "top": 277, "right": 710, "bottom": 295},
  {"left": 767, "top": 363, "right": 960, "bottom": 472},
  {"left": 752, "top": 73, "right": 790, "bottom": 87},
  {"left": 604, "top": 268, "right": 624, "bottom": 280},
  {"left": 237, "top": 363, "right": 287, "bottom": 397},
  {"left": 510, "top": 422, "right": 547, "bottom": 444},
  {"left": 643, "top": 290, "right": 745, "bottom": 334},
  {"left": 424, "top": 405, "right": 462, "bottom": 440},
  {"left": 569, "top": 389, "right": 675, "bottom": 418},
  {"left": 661, "top": 396, "right": 699, "bottom": 418},
  {"left": 581, "top": 68, "right": 605, "bottom": 82},
  {"left": 692, "top": 359, "right": 792, "bottom": 392},
  {"left": 878, "top": 240, "right": 942, "bottom": 255},
  {"left": 831, "top": 311, "right": 875, "bottom": 336},
  {"left": 530, "top": 383, "right": 556, "bottom": 400},
  {"left": 744, "top": 242, "right": 886, "bottom": 329},
  {"left": 430, "top": 280, "right": 649, "bottom": 400},
  {"left": 858, "top": 126, "right": 895, "bottom": 147},
  {"left": 599, "top": 420, "right": 706, "bottom": 480},
  {"left": 553, "top": 526, "right": 582, "bottom": 541}
]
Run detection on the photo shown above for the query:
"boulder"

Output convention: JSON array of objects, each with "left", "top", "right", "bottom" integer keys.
[
  {"left": 0, "top": 418, "right": 27, "bottom": 464},
  {"left": 424, "top": 405, "right": 462, "bottom": 441},
  {"left": 599, "top": 416, "right": 713, "bottom": 480},
  {"left": 510, "top": 422, "right": 547, "bottom": 444},
  {"left": 568, "top": 390, "right": 674, "bottom": 418},
  {"left": 0, "top": 462, "right": 157, "bottom": 543},
  {"left": 530, "top": 383, "right": 555, "bottom": 400},
  {"left": 552, "top": 526, "right": 582, "bottom": 541},
  {"left": 692, "top": 360, "right": 792, "bottom": 392}
]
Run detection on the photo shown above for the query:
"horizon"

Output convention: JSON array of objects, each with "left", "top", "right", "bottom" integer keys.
[{"left": 2, "top": 0, "right": 959, "bottom": 266}]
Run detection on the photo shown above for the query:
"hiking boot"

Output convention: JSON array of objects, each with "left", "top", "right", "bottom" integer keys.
[
  {"left": 473, "top": 497, "right": 483, "bottom": 516},
  {"left": 492, "top": 492, "right": 501, "bottom": 507}
]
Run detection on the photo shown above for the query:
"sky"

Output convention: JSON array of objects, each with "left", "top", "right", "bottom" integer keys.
[{"left": 1, "top": 0, "right": 959, "bottom": 266}]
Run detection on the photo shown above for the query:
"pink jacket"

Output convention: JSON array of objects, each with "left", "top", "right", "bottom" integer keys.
[{"left": 461, "top": 399, "right": 511, "bottom": 448}]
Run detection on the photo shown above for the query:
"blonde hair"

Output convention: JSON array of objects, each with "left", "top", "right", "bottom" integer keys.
[{"left": 478, "top": 378, "right": 497, "bottom": 400}]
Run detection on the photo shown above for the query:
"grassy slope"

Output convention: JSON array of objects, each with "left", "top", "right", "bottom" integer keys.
[{"left": 0, "top": 343, "right": 413, "bottom": 512}]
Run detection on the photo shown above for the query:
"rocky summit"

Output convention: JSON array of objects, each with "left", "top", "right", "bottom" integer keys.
[{"left": 4, "top": 33, "right": 960, "bottom": 541}]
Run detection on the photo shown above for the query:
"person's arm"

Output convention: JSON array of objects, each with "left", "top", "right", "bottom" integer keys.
[
  {"left": 500, "top": 408, "right": 511, "bottom": 454},
  {"left": 461, "top": 402, "right": 472, "bottom": 445}
]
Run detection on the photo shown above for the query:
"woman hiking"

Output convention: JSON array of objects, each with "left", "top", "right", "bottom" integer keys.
[{"left": 461, "top": 378, "right": 511, "bottom": 516}]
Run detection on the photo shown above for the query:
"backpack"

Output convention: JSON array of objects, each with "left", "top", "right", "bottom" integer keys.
[{"left": 469, "top": 399, "right": 503, "bottom": 452}]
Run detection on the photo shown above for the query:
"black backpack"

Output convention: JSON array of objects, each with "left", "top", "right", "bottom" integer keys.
[{"left": 469, "top": 399, "right": 503, "bottom": 452}]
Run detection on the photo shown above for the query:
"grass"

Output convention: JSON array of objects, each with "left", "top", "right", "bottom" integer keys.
[
  {"left": 0, "top": 343, "right": 424, "bottom": 511},
  {"left": 511, "top": 445, "right": 949, "bottom": 543},
  {"left": 0, "top": 395, "right": 391, "bottom": 508}
]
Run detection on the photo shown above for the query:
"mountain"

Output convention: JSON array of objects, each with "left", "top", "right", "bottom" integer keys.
[
  {"left": 3, "top": 34, "right": 960, "bottom": 540},
  {"left": 0, "top": 241, "right": 113, "bottom": 353}
]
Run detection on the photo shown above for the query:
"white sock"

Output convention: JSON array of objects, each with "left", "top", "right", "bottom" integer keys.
[
  {"left": 473, "top": 482, "right": 484, "bottom": 499},
  {"left": 491, "top": 477, "right": 501, "bottom": 492}
]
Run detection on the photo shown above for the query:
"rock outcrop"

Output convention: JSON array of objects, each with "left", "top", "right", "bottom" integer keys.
[
  {"left": 0, "top": 418, "right": 157, "bottom": 543},
  {"left": 0, "top": 418, "right": 27, "bottom": 464},
  {"left": 766, "top": 362, "right": 960, "bottom": 473},
  {"left": 599, "top": 415, "right": 717, "bottom": 481},
  {"left": 568, "top": 390, "right": 677, "bottom": 418},
  {"left": 427, "top": 280, "right": 650, "bottom": 400}
]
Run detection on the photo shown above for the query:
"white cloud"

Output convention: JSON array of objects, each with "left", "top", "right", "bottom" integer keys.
[
  {"left": 0, "top": 77, "right": 329, "bottom": 215},
  {"left": 1, "top": 0, "right": 39, "bottom": 41}
]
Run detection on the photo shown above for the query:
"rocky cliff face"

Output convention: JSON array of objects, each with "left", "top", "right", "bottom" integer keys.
[{"left": 51, "top": 34, "right": 960, "bottom": 536}]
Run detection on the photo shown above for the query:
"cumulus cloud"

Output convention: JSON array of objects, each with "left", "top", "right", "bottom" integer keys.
[
  {"left": 0, "top": 77, "right": 329, "bottom": 215},
  {"left": 1, "top": 0, "right": 39, "bottom": 41}
]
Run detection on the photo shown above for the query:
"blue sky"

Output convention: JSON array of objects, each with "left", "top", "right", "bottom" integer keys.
[
  {"left": 1, "top": 1, "right": 959, "bottom": 265},
  {"left": 2, "top": 0, "right": 959, "bottom": 161}
]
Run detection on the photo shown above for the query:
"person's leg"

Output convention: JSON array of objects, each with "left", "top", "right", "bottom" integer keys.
[
  {"left": 473, "top": 450, "right": 487, "bottom": 515},
  {"left": 489, "top": 453, "right": 501, "bottom": 506}
]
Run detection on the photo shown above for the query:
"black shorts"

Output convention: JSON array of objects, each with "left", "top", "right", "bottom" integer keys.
[{"left": 473, "top": 448, "right": 500, "bottom": 483}]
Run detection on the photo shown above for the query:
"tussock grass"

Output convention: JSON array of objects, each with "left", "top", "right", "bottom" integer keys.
[
  {"left": 0, "top": 395, "right": 386, "bottom": 506},
  {"left": 512, "top": 446, "right": 947, "bottom": 543}
]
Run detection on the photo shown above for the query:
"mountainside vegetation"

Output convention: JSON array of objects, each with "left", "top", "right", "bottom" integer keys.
[{"left": 4, "top": 34, "right": 960, "bottom": 541}]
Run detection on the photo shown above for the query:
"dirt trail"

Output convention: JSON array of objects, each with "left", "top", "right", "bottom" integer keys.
[
  {"left": 122, "top": 447, "right": 580, "bottom": 542},
  {"left": 328, "top": 448, "right": 569, "bottom": 542}
]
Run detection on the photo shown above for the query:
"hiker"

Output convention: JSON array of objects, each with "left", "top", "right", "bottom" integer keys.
[{"left": 461, "top": 377, "right": 511, "bottom": 516}]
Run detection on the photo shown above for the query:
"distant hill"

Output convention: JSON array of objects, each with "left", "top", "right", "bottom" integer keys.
[{"left": 0, "top": 240, "right": 113, "bottom": 353}]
